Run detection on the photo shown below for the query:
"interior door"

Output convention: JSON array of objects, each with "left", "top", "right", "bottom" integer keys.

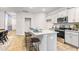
[
  {"left": 25, "top": 18, "right": 31, "bottom": 32},
  {"left": 8, "top": 15, "right": 12, "bottom": 31}
]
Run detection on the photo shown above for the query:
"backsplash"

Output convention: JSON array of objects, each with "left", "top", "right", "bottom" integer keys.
[
  {"left": 72, "top": 23, "right": 79, "bottom": 31},
  {"left": 53, "top": 22, "right": 79, "bottom": 30}
]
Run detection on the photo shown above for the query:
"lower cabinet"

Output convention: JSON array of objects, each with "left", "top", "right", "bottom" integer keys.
[
  {"left": 65, "top": 31, "right": 79, "bottom": 48},
  {"left": 65, "top": 32, "right": 72, "bottom": 44}
]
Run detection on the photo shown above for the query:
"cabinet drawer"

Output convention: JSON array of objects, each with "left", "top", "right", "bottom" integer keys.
[
  {"left": 72, "top": 33, "right": 79, "bottom": 47},
  {"left": 65, "top": 36, "right": 72, "bottom": 44},
  {"left": 72, "top": 33, "right": 78, "bottom": 42},
  {"left": 72, "top": 32, "right": 78, "bottom": 35}
]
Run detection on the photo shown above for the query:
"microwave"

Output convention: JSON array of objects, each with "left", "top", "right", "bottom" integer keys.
[{"left": 57, "top": 16, "right": 68, "bottom": 23}]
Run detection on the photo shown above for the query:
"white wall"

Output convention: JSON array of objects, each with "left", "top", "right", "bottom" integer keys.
[
  {"left": 5, "top": 13, "right": 8, "bottom": 30},
  {"left": 12, "top": 15, "right": 16, "bottom": 30},
  {"left": 0, "top": 11, "right": 5, "bottom": 29},
  {"left": 16, "top": 12, "right": 24, "bottom": 35},
  {"left": 16, "top": 12, "right": 33, "bottom": 35},
  {"left": 16, "top": 12, "right": 46, "bottom": 35},
  {"left": 4, "top": 12, "right": 16, "bottom": 30},
  {"left": 32, "top": 13, "right": 46, "bottom": 29}
]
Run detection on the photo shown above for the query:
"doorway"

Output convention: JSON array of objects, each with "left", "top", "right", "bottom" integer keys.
[
  {"left": 7, "top": 15, "right": 12, "bottom": 31},
  {"left": 25, "top": 18, "right": 31, "bottom": 32},
  {"left": 5, "top": 13, "right": 12, "bottom": 31}
]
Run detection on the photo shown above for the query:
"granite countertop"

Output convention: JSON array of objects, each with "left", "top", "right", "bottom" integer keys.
[
  {"left": 65, "top": 30, "right": 79, "bottom": 33},
  {"left": 30, "top": 29, "right": 58, "bottom": 36}
]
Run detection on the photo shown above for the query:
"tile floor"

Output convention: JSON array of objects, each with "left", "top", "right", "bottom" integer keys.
[{"left": 0, "top": 31, "right": 78, "bottom": 51}]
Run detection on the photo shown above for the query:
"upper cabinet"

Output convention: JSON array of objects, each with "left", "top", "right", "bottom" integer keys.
[
  {"left": 46, "top": 15, "right": 52, "bottom": 19},
  {"left": 68, "top": 7, "right": 79, "bottom": 22},
  {"left": 46, "top": 13, "right": 57, "bottom": 23},
  {"left": 52, "top": 14, "right": 58, "bottom": 23},
  {"left": 47, "top": 7, "right": 79, "bottom": 24},
  {"left": 58, "top": 9, "right": 67, "bottom": 18},
  {"left": 68, "top": 8, "right": 76, "bottom": 22},
  {"left": 75, "top": 8, "right": 79, "bottom": 22}
]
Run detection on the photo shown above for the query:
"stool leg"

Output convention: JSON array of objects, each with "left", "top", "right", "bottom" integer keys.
[
  {"left": 29, "top": 42, "right": 33, "bottom": 51},
  {"left": 38, "top": 43, "right": 39, "bottom": 51},
  {"left": 34, "top": 43, "right": 39, "bottom": 51},
  {"left": 25, "top": 37, "right": 31, "bottom": 51}
]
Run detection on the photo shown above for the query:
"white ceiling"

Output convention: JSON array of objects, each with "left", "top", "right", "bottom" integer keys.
[{"left": 0, "top": 7, "right": 63, "bottom": 13}]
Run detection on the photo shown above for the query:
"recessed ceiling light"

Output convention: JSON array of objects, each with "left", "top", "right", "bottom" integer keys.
[{"left": 42, "top": 8, "right": 46, "bottom": 11}]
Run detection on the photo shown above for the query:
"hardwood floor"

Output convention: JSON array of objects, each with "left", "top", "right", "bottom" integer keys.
[
  {"left": 6, "top": 31, "right": 26, "bottom": 51},
  {"left": 57, "top": 37, "right": 78, "bottom": 51},
  {"left": 0, "top": 30, "right": 78, "bottom": 51}
]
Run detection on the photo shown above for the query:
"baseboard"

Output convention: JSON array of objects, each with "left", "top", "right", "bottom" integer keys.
[{"left": 64, "top": 42, "right": 79, "bottom": 49}]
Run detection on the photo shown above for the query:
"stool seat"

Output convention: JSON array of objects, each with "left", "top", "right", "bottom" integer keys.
[
  {"left": 31, "top": 37, "right": 40, "bottom": 43},
  {"left": 30, "top": 37, "right": 40, "bottom": 51},
  {"left": 25, "top": 32, "right": 32, "bottom": 37}
]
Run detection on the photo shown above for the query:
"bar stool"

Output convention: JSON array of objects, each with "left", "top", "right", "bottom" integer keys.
[
  {"left": 30, "top": 37, "right": 40, "bottom": 51},
  {"left": 25, "top": 32, "right": 32, "bottom": 37},
  {"left": 3, "top": 30, "right": 8, "bottom": 42},
  {"left": 25, "top": 32, "right": 32, "bottom": 50},
  {"left": 0, "top": 32, "right": 4, "bottom": 44}
]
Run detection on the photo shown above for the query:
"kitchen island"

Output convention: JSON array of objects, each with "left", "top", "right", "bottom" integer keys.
[{"left": 30, "top": 29, "right": 58, "bottom": 51}]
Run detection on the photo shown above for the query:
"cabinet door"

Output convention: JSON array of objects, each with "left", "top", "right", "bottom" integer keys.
[
  {"left": 52, "top": 14, "right": 57, "bottom": 23},
  {"left": 46, "top": 15, "right": 52, "bottom": 19},
  {"left": 72, "top": 33, "right": 79, "bottom": 47},
  {"left": 58, "top": 9, "right": 67, "bottom": 18},
  {"left": 58, "top": 11, "right": 63, "bottom": 18},
  {"left": 52, "top": 15, "right": 55, "bottom": 23},
  {"left": 68, "top": 8, "right": 76, "bottom": 22},
  {"left": 65, "top": 32, "right": 72, "bottom": 44},
  {"left": 75, "top": 8, "right": 79, "bottom": 22},
  {"left": 47, "top": 34, "right": 57, "bottom": 51}
]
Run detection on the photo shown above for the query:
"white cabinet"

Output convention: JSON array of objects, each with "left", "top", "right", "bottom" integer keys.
[
  {"left": 65, "top": 30, "right": 79, "bottom": 47},
  {"left": 72, "top": 33, "right": 79, "bottom": 47},
  {"left": 46, "top": 15, "right": 52, "bottom": 19},
  {"left": 52, "top": 14, "right": 57, "bottom": 23},
  {"left": 75, "top": 8, "right": 79, "bottom": 22},
  {"left": 58, "top": 9, "right": 67, "bottom": 18},
  {"left": 47, "top": 34, "right": 57, "bottom": 51},
  {"left": 68, "top": 8, "right": 76, "bottom": 22},
  {"left": 65, "top": 32, "right": 72, "bottom": 44},
  {"left": 67, "top": 7, "right": 79, "bottom": 22},
  {"left": 47, "top": 7, "right": 79, "bottom": 23},
  {"left": 45, "top": 15, "right": 53, "bottom": 29}
]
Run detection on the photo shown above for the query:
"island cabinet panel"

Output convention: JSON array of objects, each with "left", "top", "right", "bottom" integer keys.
[
  {"left": 39, "top": 35, "right": 48, "bottom": 51},
  {"left": 47, "top": 34, "right": 57, "bottom": 51}
]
